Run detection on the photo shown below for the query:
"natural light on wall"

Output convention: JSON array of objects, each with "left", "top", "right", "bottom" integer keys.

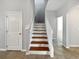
[{"left": 57, "top": 16, "right": 63, "bottom": 45}]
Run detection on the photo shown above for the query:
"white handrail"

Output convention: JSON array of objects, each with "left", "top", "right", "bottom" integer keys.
[
  {"left": 26, "top": 18, "right": 34, "bottom": 55},
  {"left": 26, "top": 18, "right": 34, "bottom": 52},
  {"left": 45, "top": 19, "right": 54, "bottom": 57},
  {"left": 30, "top": 19, "right": 34, "bottom": 43}
]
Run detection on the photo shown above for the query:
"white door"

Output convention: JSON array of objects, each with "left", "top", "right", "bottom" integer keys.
[{"left": 6, "top": 11, "right": 22, "bottom": 50}]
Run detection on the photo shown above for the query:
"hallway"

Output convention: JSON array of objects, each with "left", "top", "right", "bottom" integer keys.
[{"left": 0, "top": 39, "right": 79, "bottom": 59}]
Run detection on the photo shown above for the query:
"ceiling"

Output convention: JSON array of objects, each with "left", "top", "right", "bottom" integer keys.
[{"left": 46, "top": 0, "right": 68, "bottom": 11}]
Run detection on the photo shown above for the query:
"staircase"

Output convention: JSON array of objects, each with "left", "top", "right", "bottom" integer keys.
[{"left": 29, "top": 23, "right": 49, "bottom": 55}]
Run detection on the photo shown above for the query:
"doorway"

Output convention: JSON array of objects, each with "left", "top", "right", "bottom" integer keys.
[{"left": 57, "top": 16, "right": 63, "bottom": 46}]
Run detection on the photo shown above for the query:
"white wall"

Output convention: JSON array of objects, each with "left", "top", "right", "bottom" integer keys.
[
  {"left": 22, "top": 0, "right": 34, "bottom": 50},
  {"left": 45, "top": 11, "right": 57, "bottom": 39},
  {"left": 66, "top": 5, "right": 79, "bottom": 47},
  {"left": 0, "top": 0, "right": 34, "bottom": 50},
  {"left": 57, "top": 0, "right": 79, "bottom": 16},
  {"left": 0, "top": 13, "right": 5, "bottom": 49},
  {"left": 63, "top": 15, "right": 67, "bottom": 47},
  {"left": 56, "top": 0, "right": 79, "bottom": 47}
]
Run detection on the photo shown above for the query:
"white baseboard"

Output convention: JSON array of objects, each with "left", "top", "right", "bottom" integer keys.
[
  {"left": 0, "top": 49, "right": 7, "bottom": 51},
  {"left": 70, "top": 45, "right": 79, "bottom": 47},
  {"left": 66, "top": 46, "right": 70, "bottom": 48},
  {"left": 26, "top": 51, "right": 30, "bottom": 55},
  {"left": 21, "top": 49, "right": 26, "bottom": 52}
]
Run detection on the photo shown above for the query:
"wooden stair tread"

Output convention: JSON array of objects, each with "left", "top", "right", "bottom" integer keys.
[
  {"left": 33, "top": 30, "right": 46, "bottom": 31},
  {"left": 30, "top": 47, "right": 49, "bottom": 51},
  {"left": 34, "top": 27, "right": 46, "bottom": 28},
  {"left": 31, "top": 41, "right": 48, "bottom": 44},
  {"left": 32, "top": 36, "right": 47, "bottom": 39}
]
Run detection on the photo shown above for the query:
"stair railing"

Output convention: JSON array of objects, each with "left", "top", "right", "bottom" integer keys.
[
  {"left": 30, "top": 19, "right": 34, "bottom": 43},
  {"left": 45, "top": 19, "right": 54, "bottom": 57},
  {"left": 26, "top": 18, "right": 34, "bottom": 55}
]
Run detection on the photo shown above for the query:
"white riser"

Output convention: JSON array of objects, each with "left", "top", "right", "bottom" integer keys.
[
  {"left": 30, "top": 44, "right": 48, "bottom": 47},
  {"left": 33, "top": 28, "right": 46, "bottom": 30},
  {"left": 34, "top": 25, "right": 45, "bottom": 26},
  {"left": 33, "top": 31, "right": 46, "bottom": 33},
  {"left": 34, "top": 27, "right": 45, "bottom": 28},
  {"left": 34, "top": 29, "right": 46, "bottom": 31},
  {"left": 29, "top": 51, "right": 49, "bottom": 55}
]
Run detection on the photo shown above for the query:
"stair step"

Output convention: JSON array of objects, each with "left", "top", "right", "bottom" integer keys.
[
  {"left": 30, "top": 47, "right": 49, "bottom": 51},
  {"left": 34, "top": 25, "right": 45, "bottom": 26},
  {"left": 34, "top": 23, "right": 45, "bottom": 25},
  {"left": 32, "top": 33, "right": 47, "bottom": 35},
  {"left": 30, "top": 44, "right": 48, "bottom": 47},
  {"left": 29, "top": 51, "right": 49, "bottom": 55},
  {"left": 33, "top": 30, "right": 46, "bottom": 33},
  {"left": 32, "top": 36, "right": 47, "bottom": 39},
  {"left": 34, "top": 27, "right": 46, "bottom": 28},
  {"left": 33, "top": 31, "right": 46, "bottom": 33},
  {"left": 32, "top": 39, "right": 47, "bottom": 41},
  {"left": 34, "top": 23, "right": 45, "bottom": 24},
  {"left": 34, "top": 24, "right": 45, "bottom": 26},
  {"left": 33, "top": 27, "right": 46, "bottom": 29},
  {"left": 33, "top": 28, "right": 46, "bottom": 30},
  {"left": 31, "top": 41, "right": 48, "bottom": 44},
  {"left": 33, "top": 30, "right": 46, "bottom": 31},
  {"left": 32, "top": 35, "right": 47, "bottom": 37}
]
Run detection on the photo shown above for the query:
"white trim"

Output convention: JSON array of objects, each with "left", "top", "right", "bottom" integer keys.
[
  {"left": 26, "top": 52, "right": 30, "bottom": 55},
  {"left": 65, "top": 46, "right": 70, "bottom": 48},
  {"left": 70, "top": 45, "right": 79, "bottom": 47},
  {"left": 45, "top": 18, "right": 54, "bottom": 57},
  {"left": 21, "top": 49, "right": 26, "bottom": 52},
  {"left": 0, "top": 49, "right": 7, "bottom": 51},
  {"left": 65, "top": 45, "right": 79, "bottom": 48},
  {"left": 5, "top": 11, "right": 22, "bottom": 50}
]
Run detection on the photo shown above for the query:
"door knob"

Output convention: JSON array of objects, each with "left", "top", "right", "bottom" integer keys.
[{"left": 19, "top": 33, "right": 21, "bottom": 35}]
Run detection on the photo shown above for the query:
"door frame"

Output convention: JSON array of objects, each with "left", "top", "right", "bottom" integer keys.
[{"left": 5, "top": 11, "right": 22, "bottom": 51}]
